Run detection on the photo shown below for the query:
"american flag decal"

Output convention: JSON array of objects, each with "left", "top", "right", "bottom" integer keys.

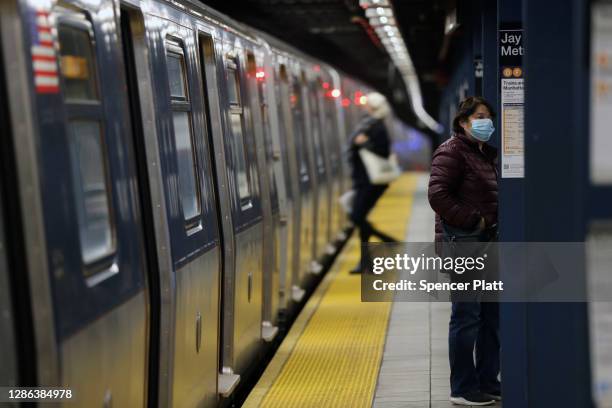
[{"left": 30, "top": 9, "right": 59, "bottom": 94}]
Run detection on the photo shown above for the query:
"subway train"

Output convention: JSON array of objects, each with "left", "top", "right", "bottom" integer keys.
[{"left": 0, "top": 0, "right": 392, "bottom": 406}]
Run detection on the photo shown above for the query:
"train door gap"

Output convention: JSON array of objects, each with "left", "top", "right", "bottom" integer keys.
[
  {"left": 0, "top": 17, "right": 37, "bottom": 387},
  {"left": 119, "top": 7, "right": 160, "bottom": 407},
  {"left": 198, "top": 32, "right": 227, "bottom": 386}
]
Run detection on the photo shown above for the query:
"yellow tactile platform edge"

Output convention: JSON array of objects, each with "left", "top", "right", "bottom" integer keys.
[{"left": 243, "top": 173, "right": 418, "bottom": 408}]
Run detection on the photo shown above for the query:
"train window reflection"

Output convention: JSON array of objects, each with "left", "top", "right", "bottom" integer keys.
[
  {"left": 58, "top": 24, "right": 98, "bottom": 101},
  {"left": 167, "top": 52, "right": 187, "bottom": 99},
  {"left": 227, "top": 67, "right": 240, "bottom": 105},
  {"left": 295, "top": 121, "right": 308, "bottom": 177},
  {"left": 291, "top": 84, "right": 308, "bottom": 178},
  {"left": 309, "top": 90, "right": 325, "bottom": 171},
  {"left": 166, "top": 40, "right": 201, "bottom": 222},
  {"left": 230, "top": 113, "right": 251, "bottom": 200},
  {"left": 324, "top": 112, "right": 338, "bottom": 169},
  {"left": 257, "top": 80, "right": 273, "bottom": 159},
  {"left": 325, "top": 112, "right": 338, "bottom": 163},
  {"left": 172, "top": 112, "right": 200, "bottom": 220},
  {"left": 68, "top": 120, "right": 114, "bottom": 265},
  {"left": 225, "top": 58, "right": 251, "bottom": 203}
]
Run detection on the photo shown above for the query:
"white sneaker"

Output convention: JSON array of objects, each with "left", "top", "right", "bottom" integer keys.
[{"left": 450, "top": 392, "right": 496, "bottom": 406}]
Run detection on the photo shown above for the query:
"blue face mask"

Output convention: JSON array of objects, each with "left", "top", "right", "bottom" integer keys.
[{"left": 469, "top": 118, "right": 495, "bottom": 142}]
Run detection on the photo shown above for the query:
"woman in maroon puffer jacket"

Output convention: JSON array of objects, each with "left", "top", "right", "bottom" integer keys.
[
  {"left": 429, "top": 102, "right": 498, "bottom": 241},
  {"left": 428, "top": 96, "right": 500, "bottom": 406}
]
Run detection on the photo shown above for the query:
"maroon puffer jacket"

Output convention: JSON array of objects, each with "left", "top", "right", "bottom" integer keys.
[{"left": 428, "top": 132, "right": 498, "bottom": 242}]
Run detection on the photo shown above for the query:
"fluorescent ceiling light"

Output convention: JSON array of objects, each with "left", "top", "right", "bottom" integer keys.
[{"left": 365, "top": 2, "right": 443, "bottom": 133}]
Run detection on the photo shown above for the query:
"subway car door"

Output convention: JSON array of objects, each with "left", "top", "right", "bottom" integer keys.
[
  {"left": 321, "top": 76, "right": 342, "bottom": 243},
  {"left": 302, "top": 80, "right": 321, "bottom": 269},
  {"left": 244, "top": 51, "right": 275, "bottom": 343},
  {"left": 251, "top": 51, "right": 282, "bottom": 335},
  {"left": 340, "top": 81, "right": 354, "bottom": 177},
  {"left": 275, "top": 63, "right": 304, "bottom": 307},
  {"left": 290, "top": 74, "right": 315, "bottom": 283},
  {"left": 216, "top": 45, "right": 264, "bottom": 380},
  {"left": 135, "top": 12, "right": 222, "bottom": 407},
  {"left": 0, "top": 26, "right": 19, "bottom": 395},
  {"left": 16, "top": 2, "right": 150, "bottom": 405},
  {"left": 309, "top": 80, "right": 332, "bottom": 258}
]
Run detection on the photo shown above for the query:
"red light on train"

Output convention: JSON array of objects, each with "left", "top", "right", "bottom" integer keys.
[
  {"left": 342, "top": 98, "right": 351, "bottom": 107},
  {"left": 322, "top": 82, "right": 330, "bottom": 89},
  {"left": 255, "top": 70, "right": 266, "bottom": 80},
  {"left": 354, "top": 90, "right": 366, "bottom": 105},
  {"left": 331, "top": 89, "right": 341, "bottom": 98}
]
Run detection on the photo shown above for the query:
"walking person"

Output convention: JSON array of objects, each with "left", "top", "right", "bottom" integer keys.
[
  {"left": 347, "top": 92, "right": 398, "bottom": 274},
  {"left": 428, "top": 96, "right": 500, "bottom": 406}
]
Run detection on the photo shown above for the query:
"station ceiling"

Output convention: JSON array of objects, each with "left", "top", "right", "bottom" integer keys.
[{"left": 202, "top": 0, "right": 449, "bottom": 133}]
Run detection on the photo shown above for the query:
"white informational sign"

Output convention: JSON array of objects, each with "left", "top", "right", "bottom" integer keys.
[
  {"left": 589, "top": 5, "right": 612, "bottom": 407},
  {"left": 588, "top": 225, "right": 612, "bottom": 408},
  {"left": 590, "top": 2, "right": 612, "bottom": 185},
  {"left": 501, "top": 78, "right": 524, "bottom": 178}
]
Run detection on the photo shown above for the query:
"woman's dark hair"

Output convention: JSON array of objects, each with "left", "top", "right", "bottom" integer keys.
[{"left": 452, "top": 96, "right": 496, "bottom": 134}]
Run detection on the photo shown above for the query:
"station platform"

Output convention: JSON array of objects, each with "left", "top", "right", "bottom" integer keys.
[{"left": 244, "top": 173, "right": 483, "bottom": 408}]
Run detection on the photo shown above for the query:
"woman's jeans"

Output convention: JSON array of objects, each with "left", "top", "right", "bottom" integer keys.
[
  {"left": 443, "top": 227, "right": 500, "bottom": 396},
  {"left": 449, "top": 301, "right": 500, "bottom": 396}
]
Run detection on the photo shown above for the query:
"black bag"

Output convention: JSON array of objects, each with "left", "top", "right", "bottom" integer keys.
[
  {"left": 439, "top": 221, "right": 498, "bottom": 273},
  {"left": 442, "top": 220, "right": 498, "bottom": 243}
]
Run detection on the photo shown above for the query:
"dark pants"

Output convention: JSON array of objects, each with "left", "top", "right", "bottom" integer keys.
[
  {"left": 350, "top": 184, "right": 395, "bottom": 265},
  {"left": 449, "top": 301, "right": 500, "bottom": 396}
]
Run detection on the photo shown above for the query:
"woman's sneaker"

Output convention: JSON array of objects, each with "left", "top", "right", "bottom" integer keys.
[
  {"left": 449, "top": 392, "right": 496, "bottom": 406},
  {"left": 482, "top": 390, "right": 502, "bottom": 401}
]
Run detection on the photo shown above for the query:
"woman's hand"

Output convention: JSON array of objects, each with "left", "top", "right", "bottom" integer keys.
[{"left": 354, "top": 133, "right": 369, "bottom": 145}]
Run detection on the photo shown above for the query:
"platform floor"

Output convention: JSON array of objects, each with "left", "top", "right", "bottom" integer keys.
[
  {"left": 244, "top": 173, "right": 501, "bottom": 408},
  {"left": 372, "top": 175, "right": 455, "bottom": 408}
]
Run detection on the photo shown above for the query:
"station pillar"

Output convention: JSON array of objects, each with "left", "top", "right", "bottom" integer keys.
[
  {"left": 492, "top": 1, "right": 529, "bottom": 406},
  {"left": 521, "top": 0, "right": 593, "bottom": 406}
]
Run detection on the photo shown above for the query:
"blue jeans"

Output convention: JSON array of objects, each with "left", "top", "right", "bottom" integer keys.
[{"left": 449, "top": 301, "right": 500, "bottom": 396}]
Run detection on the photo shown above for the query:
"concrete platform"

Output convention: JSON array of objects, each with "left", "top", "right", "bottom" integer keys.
[
  {"left": 373, "top": 174, "right": 501, "bottom": 408},
  {"left": 244, "top": 173, "right": 502, "bottom": 407}
]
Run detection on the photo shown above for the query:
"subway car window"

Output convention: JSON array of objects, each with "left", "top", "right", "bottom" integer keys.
[
  {"left": 167, "top": 52, "right": 187, "bottom": 99},
  {"left": 324, "top": 112, "right": 337, "bottom": 162},
  {"left": 227, "top": 67, "right": 240, "bottom": 104},
  {"left": 309, "top": 89, "right": 324, "bottom": 169},
  {"left": 258, "top": 80, "right": 274, "bottom": 172},
  {"left": 291, "top": 83, "right": 307, "bottom": 177},
  {"left": 226, "top": 60, "right": 251, "bottom": 202},
  {"left": 58, "top": 25, "right": 98, "bottom": 100},
  {"left": 58, "top": 22, "right": 115, "bottom": 266},
  {"left": 274, "top": 67, "right": 292, "bottom": 185},
  {"left": 67, "top": 121, "right": 114, "bottom": 265},
  {"left": 166, "top": 41, "right": 201, "bottom": 221},
  {"left": 259, "top": 83, "right": 269, "bottom": 140},
  {"left": 230, "top": 112, "right": 250, "bottom": 200}
]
